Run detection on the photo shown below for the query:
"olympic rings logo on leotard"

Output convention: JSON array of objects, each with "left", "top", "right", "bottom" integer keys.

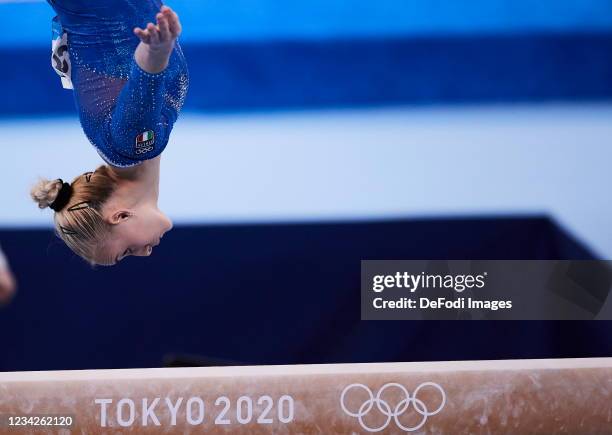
[
  {"left": 340, "top": 382, "right": 446, "bottom": 432},
  {"left": 135, "top": 146, "right": 154, "bottom": 155}
]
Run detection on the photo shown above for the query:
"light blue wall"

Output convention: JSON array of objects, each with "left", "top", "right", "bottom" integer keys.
[
  {"left": 5, "top": 0, "right": 612, "bottom": 47},
  {"left": 1, "top": 104, "right": 611, "bottom": 258}
]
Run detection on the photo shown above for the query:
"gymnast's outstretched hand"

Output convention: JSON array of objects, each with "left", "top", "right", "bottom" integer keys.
[{"left": 133, "top": 6, "right": 182, "bottom": 74}]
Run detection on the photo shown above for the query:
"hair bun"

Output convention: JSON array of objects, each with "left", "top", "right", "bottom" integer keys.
[{"left": 31, "top": 178, "right": 63, "bottom": 210}]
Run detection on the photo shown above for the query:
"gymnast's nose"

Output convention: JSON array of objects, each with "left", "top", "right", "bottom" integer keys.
[{"left": 162, "top": 217, "right": 173, "bottom": 236}]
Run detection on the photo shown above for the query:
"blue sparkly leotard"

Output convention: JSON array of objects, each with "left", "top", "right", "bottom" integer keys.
[{"left": 47, "top": 0, "right": 189, "bottom": 167}]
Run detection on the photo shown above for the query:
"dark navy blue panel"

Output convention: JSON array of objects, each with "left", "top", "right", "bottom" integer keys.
[
  {"left": 6, "top": 32, "right": 612, "bottom": 116},
  {"left": 0, "top": 216, "right": 609, "bottom": 372}
]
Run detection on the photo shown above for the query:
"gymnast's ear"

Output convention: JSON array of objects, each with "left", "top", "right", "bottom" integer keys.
[{"left": 108, "top": 210, "right": 132, "bottom": 225}]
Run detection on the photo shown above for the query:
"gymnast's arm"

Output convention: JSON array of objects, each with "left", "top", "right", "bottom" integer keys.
[
  {"left": 108, "top": 7, "right": 181, "bottom": 163},
  {"left": 108, "top": 57, "right": 175, "bottom": 161}
]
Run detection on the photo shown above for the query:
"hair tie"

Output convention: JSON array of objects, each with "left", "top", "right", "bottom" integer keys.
[{"left": 50, "top": 179, "right": 73, "bottom": 212}]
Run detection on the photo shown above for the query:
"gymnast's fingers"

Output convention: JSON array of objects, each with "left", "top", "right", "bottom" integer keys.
[
  {"left": 165, "top": 8, "right": 182, "bottom": 36},
  {"left": 157, "top": 13, "right": 171, "bottom": 42},
  {"left": 146, "top": 22, "right": 160, "bottom": 45},
  {"left": 133, "top": 27, "right": 151, "bottom": 44},
  {"left": 161, "top": 5, "right": 175, "bottom": 20}
]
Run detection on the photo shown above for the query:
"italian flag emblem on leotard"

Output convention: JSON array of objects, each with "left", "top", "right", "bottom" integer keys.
[{"left": 135, "top": 130, "right": 155, "bottom": 155}]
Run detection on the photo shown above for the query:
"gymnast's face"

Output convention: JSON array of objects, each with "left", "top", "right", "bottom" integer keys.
[{"left": 97, "top": 206, "right": 173, "bottom": 266}]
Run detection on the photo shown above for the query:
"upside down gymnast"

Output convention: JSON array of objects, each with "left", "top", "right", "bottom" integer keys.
[{"left": 30, "top": 1, "right": 189, "bottom": 266}]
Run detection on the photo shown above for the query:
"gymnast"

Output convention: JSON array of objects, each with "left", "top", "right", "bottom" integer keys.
[{"left": 31, "top": 1, "right": 189, "bottom": 265}]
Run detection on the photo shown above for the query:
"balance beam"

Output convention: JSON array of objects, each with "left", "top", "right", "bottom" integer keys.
[{"left": 1, "top": 358, "right": 611, "bottom": 434}]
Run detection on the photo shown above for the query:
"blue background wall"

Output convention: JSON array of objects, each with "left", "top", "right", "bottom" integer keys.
[
  {"left": 6, "top": 0, "right": 612, "bottom": 44},
  {"left": 3, "top": 0, "right": 612, "bottom": 115}
]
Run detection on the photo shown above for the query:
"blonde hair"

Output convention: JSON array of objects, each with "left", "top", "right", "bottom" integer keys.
[{"left": 30, "top": 166, "right": 118, "bottom": 264}]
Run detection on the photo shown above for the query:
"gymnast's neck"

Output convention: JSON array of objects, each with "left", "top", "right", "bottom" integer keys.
[{"left": 108, "top": 157, "right": 161, "bottom": 205}]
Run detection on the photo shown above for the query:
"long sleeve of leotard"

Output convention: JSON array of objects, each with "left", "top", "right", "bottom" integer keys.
[{"left": 107, "top": 59, "right": 176, "bottom": 163}]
